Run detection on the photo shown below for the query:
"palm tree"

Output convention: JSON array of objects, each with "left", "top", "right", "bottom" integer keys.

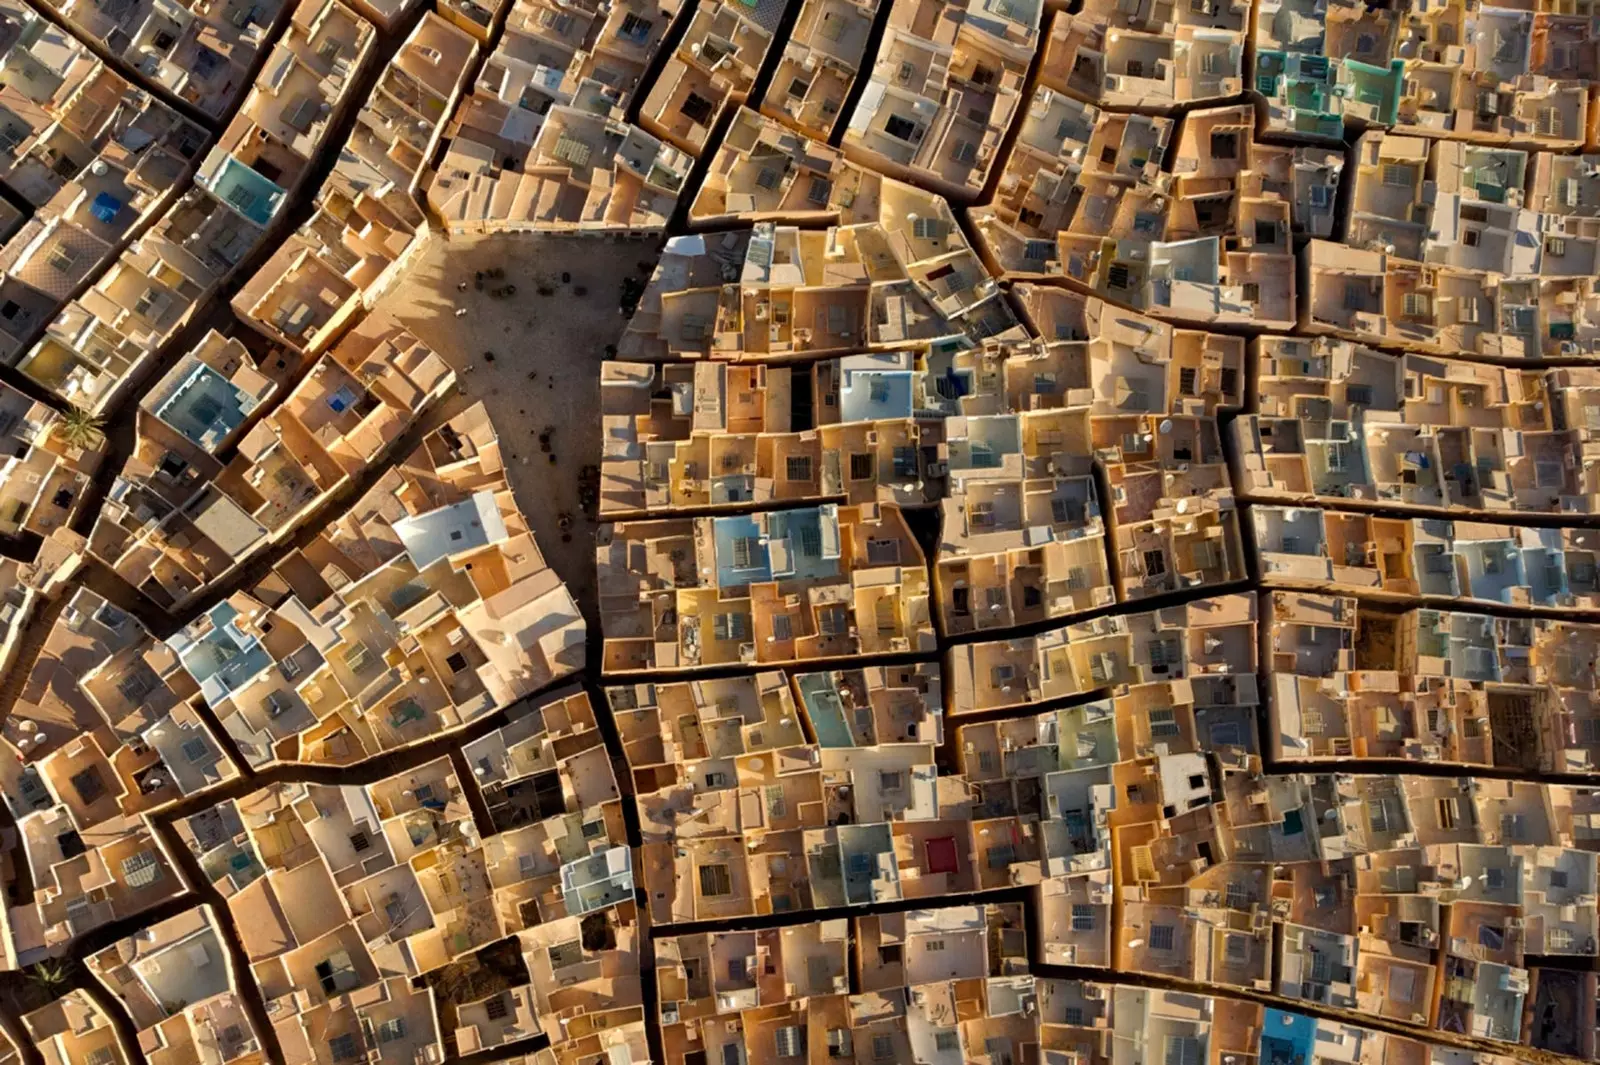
[
  {"left": 53, "top": 405, "right": 104, "bottom": 452},
  {"left": 25, "top": 958, "right": 74, "bottom": 992}
]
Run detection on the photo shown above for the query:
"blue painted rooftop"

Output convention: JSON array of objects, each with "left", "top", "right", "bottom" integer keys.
[
  {"left": 206, "top": 156, "right": 286, "bottom": 226},
  {"left": 153, "top": 362, "right": 257, "bottom": 452},
  {"left": 1261, "top": 1008, "right": 1317, "bottom": 1065},
  {"left": 840, "top": 369, "right": 915, "bottom": 423},
  {"left": 713, "top": 506, "right": 843, "bottom": 588},
  {"left": 713, "top": 513, "right": 773, "bottom": 589},
  {"left": 171, "top": 601, "right": 275, "bottom": 706},
  {"left": 796, "top": 673, "right": 856, "bottom": 747},
  {"left": 90, "top": 192, "right": 124, "bottom": 225}
]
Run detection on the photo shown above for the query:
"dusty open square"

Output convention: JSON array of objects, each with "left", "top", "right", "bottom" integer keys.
[{"left": 377, "top": 232, "right": 660, "bottom": 624}]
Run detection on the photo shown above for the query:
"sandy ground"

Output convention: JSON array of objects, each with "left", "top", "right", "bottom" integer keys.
[{"left": 377, "top": 232, "right": 661, "bottom": 626}]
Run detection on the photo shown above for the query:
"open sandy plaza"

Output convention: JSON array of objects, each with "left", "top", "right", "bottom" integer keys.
[{"left": 376, "top": 232, "right": 659, "bottom": 622}]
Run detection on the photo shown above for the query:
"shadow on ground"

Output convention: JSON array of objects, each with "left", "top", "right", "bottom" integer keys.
[{"left": 377, "top": 232, "right": 663, "bottom": 627}]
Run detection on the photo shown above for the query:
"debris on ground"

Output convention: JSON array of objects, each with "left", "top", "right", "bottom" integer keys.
[
  {"left": 618, "top": 276, "right": 644, "bottom": 316},
  {"left": 577, "top": 465, "right": 600, "bottom": 517}
]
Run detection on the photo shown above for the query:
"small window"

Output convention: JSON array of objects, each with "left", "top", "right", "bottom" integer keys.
[
  {"left": 680, "top": 93, "right": 715, "bottom": 125},
  {"left": 850, "top": 453, "right": 874, "bottom": 480},
  {"left": 72, "top": 767, "right": 107, "bottom": 804},
  {"left": 1166, "top": 1036, "right": 1201, "bottom": 1065},
  {"left": 1381, "top": 163, "right": 1415, "bottom": 187},
  {"left": 119, "top": 671, "right": 156, "bottom": 703},
  {"left": 47, "top": 246, "right": 78, "bottom": 273},
  {"left": 796, "top": 525, "right": 822, "bottom": 557},
  {"left": 1143, "top": 549, "right": 1167, "bottom": 577},
  {"left": 619, "top": 12, "right": 652, "bottom": 40},
  {"left": 698, "top": 863, "right": 732, "bottom": 896},
  {"left": 713, "top": 613, "right": 750, "bottom": 641},
  {"left": 225, "top": 185, "right": 259, "bottom": 215},
  {"left": 121, "top": 849, "right": 163, "bottom": 888},
  {"left": 884, "top": 114, "right": 918, "bottom": 141},
  {"left": 925, "top": 938, "right": 945, "bottom": 951},
  {"left": 776, "top": 1025, "right": 805, "bottom": 1058},
  {"left": 731, "top": 536, "right": 762, "bottom": 568}
]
